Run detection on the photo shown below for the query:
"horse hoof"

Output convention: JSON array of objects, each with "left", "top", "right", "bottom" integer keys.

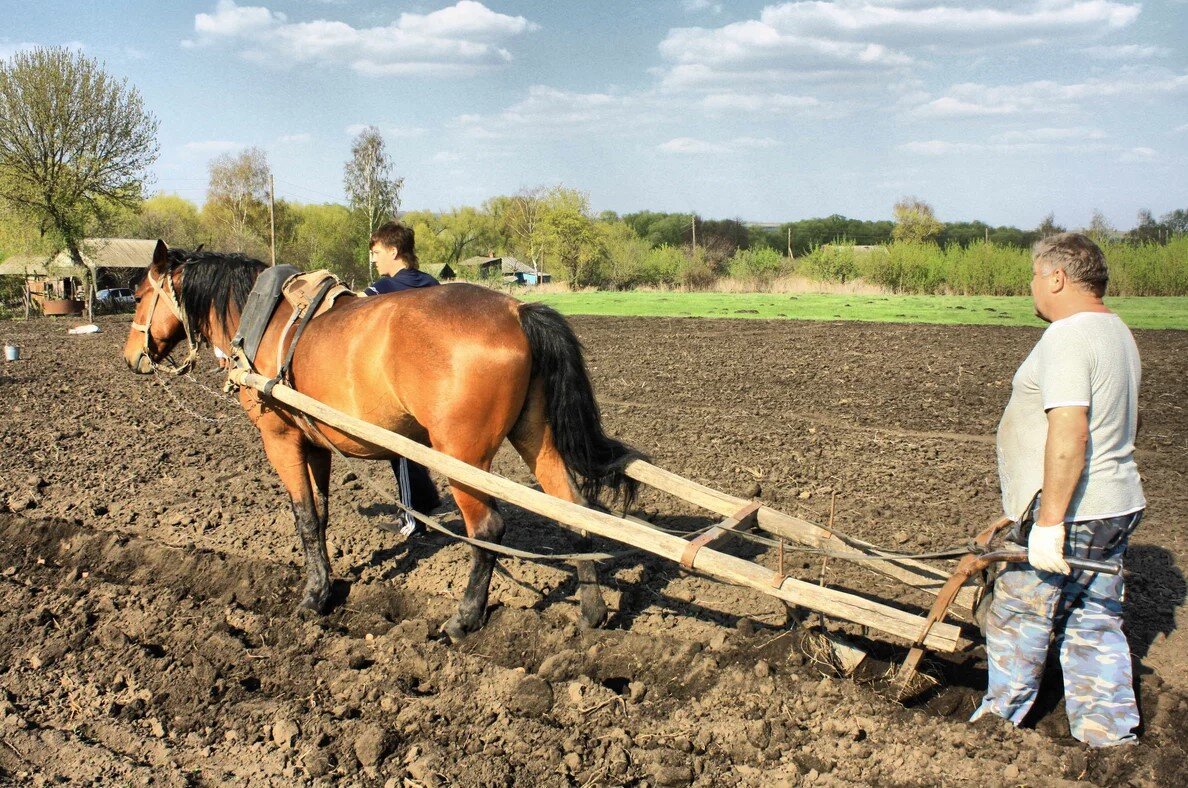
[
  {"left": 580, "top": 600, "right": 609, "bottom": 630},
  {"left": 438, "top": 617, "right": 468, "bottom": 643},
  {"left": 295, "top": 595, "right": 327, "bottom": 618}
]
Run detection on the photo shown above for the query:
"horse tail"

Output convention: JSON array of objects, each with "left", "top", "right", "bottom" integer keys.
[{"left": 517, "top": 302, "right": 641, "bottom": 509}]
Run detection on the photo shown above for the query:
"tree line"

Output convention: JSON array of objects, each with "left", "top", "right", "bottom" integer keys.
[{"left": 1, "top": 46, "right": 1186, "bottom": 300}]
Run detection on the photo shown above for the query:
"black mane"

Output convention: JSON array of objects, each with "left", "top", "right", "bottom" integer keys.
[{"left": 171, "top": 248, "right": 267, "bottom": 340}]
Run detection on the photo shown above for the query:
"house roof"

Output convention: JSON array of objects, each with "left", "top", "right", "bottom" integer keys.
[
  {"left": 58, "top": 238, "right": 160, "bottom": 269},
  {"left": 421, "top": 263, "right": 454, "bottom": 278},
  {"left": 500, "top": 256, "right": 536, "bottom": 274},
  {"left": 456, "top": 256, "right": 501, "bottom": 268},
  {"left": 0, "top": 254, "right": 55, "bottom": 276}
]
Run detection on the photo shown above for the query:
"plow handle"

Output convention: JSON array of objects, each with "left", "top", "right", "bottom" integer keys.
[{"left": 981, "top": 550, "right": 1121, "bottom": 575}]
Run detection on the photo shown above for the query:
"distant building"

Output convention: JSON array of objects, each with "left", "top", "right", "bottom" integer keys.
[
  {"left": 0, "top": 238, "right": 157, "bottom": 313},
  {"left": 453, "top": 255, "right": 550, "bottom": 285}
]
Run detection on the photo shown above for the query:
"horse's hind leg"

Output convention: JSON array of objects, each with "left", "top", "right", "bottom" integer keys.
[
  {"left": 510, "top": 387, "right": 609, "bottom": 628},
  {"left": 262, "top": 430, "right": 332, "bottom": 614}
]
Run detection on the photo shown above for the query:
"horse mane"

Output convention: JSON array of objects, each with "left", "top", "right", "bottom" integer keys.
[{"left": 171, "top": 248, "right": 267, "bottom": 340}]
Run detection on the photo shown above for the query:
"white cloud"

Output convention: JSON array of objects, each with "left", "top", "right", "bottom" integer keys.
[
  {"left": 1176, "top": 123, "right": 1188, "bottom": 133},
  {"left": 182, "top": 140, "right": 244, "bottom": 156},
  {"left": 1081, "top": 43, "right": 1169, "bottom": 60},
  {"left": 452, "top": 85, "right": 649, "bottom": 139},
  {"left": 758, "top": 1, "right": 1140, "bottom": 49},
  {"left": 682, "top": 0, "right": 723, "bottom": 13},
  {"left": 1119, "top": 146, "right": 1157, "bottom": 162},
  {"left": 910, "top": 72, "right": 1188, "bottom": 117},
  {"left": 700, "top": 93, "right": 819, "bottom": 112},
  {"left": 188, "top": 0, "right": 536, "bottom": 76},
  {"left": 899, "top": 140, "right": 983, "bottom": 156},
  {"left": 195, "top": 0, "right": 285, "bottom": 37},
  {"left": 655, "top": 2, "right": 1142, "bottom": 93},
  {"left": 276, "top": 133, "right": 311, "bottom": 144},
  {"left": 0, "top": 41, "right": 41, "bottom": 60},
  {"left": 658, "top": 136, "right": 780, "bottom": 155},
  {"left": 990, "top": 127, "right": 1107, "bottom": 144},
  {"left": 345, "top": 124, "right": 428, "bottom": 138},
  {"left": 900, "top": 130, "right": 1119, "bottom": 157}
]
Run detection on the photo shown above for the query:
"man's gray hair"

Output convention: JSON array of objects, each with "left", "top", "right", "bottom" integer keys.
[{"left": 1032, "top": 232, "right": 1108, "bottom": 297}]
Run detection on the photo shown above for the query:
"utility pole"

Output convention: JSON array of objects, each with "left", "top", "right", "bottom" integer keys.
[
  {"left": 787, "top": 226, "right": 793, "bottom": 258},
  {"left": 269, "top": 174, "right": 276, "bottom": 266},
  {"left": 691, "top": 214, "right": 697, "bottom": 251}
]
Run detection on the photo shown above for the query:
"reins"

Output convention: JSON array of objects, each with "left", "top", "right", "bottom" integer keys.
[{"left": 130, "top": 266, "right": 203, "bottom": 375}]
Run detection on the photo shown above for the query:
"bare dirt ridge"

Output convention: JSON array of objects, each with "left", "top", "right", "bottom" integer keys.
[{"left": 0, "top": 314, "right": 1185, "bottom": 787}]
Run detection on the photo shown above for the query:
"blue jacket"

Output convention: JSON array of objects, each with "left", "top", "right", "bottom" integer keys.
[{"left": 364, "top": 268, "right": 439, "bottom": 296}]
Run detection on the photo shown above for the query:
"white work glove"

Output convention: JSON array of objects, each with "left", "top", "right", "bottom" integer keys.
[{"left": 1028, "top": 523, "right": 1071, "bottom": 574}]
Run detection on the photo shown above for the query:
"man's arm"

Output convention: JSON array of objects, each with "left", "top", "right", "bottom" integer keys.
[
  {"left": 1037, "top": 405, "right": 1089, "bottom": 526},
  {"left": 1028, "top": 405, "right": 1089, "bottom": 573}
]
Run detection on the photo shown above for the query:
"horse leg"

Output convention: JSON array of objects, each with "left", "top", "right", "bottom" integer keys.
[
  {"left": 262, "top": 432, "right": 331, "bottom": 614},
  {"left": 440, "top": 478, "right": 505, "bottom": 642},
  {"left": 510, "top": 388, "right": 609, "bottom": 628}
]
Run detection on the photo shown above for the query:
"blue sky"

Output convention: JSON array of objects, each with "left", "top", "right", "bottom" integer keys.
[{"left": 3, "top": 1, "right": 1186, "bottom": 229}]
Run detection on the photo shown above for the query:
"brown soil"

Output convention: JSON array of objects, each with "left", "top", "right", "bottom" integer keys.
[{"left": 0, "top": 313, "right": 1185, "bottom": 787}]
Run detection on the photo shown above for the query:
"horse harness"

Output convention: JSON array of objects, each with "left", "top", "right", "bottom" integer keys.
[
  {"left": 130, "top": 266, "right": 203, "bottom": 375},
  {"left": 226, "top": 267, "right": 355, "bottom": 393}
]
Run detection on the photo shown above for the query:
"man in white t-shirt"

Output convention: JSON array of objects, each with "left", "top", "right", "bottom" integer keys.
[{"left": 970, "top": 232, "right": 1145, "bottom": 747}]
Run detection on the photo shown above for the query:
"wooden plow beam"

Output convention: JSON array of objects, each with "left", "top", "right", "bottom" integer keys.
[
  {"left": 229, "top": 369, "right": 965, "bottom": 653},
  {"left": 622, "top": 461, "right": 978, "bottom": 616}
]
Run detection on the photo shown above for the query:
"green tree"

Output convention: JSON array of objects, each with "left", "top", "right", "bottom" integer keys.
[
  {"left": 1036, "top": 212, "right": 1064, "bottom": 238},
  {"left": 202, "top": 147, "right": 272, "bottom": 258},
  {"left": 1128, "top": 209, "right": 1161, "bottom": 244},
  {"left": 1160, "top": 209, "right": 1187, "bottom": 235},
  {"left": 1086, "top": 210, "right": 1116, "bottom": 243},
  {"left": 125, "top": 194, "right": 202, "bottom": 248},
  {"left": 537, "top": 187, "right": 604, "bottom": 287},
  {"left": 0, "top": 46, "right": 159, "bottom": 269},
  {"left": 343, "top": 126, "right": 402, "bottom": 278},
  {"left": 486, "top": 187, "right": 547, "bottom": 269},
  {"left": 287, "top": 203, "right": 362, "bottom": 283},
  {"left": 892, "top": 197, "right": 943, "bottom": 244}
]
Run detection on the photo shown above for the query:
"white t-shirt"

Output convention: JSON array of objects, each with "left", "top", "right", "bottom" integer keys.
[{"left": 996, "top": 311, "right": 1145, "bottom": 521}]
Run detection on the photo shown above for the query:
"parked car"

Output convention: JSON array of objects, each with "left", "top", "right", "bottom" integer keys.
[{"left": 96, "top": 287, "right": 135, "bottom": 308}]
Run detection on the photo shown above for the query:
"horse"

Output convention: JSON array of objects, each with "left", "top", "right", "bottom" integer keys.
[{"left": 123, "top": 241, "right": 637, "bottom": 640}]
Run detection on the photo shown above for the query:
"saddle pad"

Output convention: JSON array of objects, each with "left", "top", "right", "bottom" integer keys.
[
  {"left": 281, "top": 269, "right": 356, "bottom": 321},
  {"left": 232, "top": 264, "right": 301, "bottom": 369}
]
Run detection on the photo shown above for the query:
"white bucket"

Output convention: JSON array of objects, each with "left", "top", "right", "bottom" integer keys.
[{"left": 4, "top": 344, "right": 20, "bottom": 362}]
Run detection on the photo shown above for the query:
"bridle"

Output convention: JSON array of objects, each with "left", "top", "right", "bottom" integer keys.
[{"left": 129, "top": 264, "right": 203, "bottom": 375}]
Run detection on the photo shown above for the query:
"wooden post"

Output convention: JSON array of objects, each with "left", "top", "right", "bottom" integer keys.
[
  {"left": 269, "top": 174, "right": 277, "bottom": 267},
  {"left": 227, "top": 370, "right": 965, "bottom": 652}
]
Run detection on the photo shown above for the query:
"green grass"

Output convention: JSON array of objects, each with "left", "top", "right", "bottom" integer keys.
[{"left": 523, "top": 292, "right": 1188, "bottom": 330}]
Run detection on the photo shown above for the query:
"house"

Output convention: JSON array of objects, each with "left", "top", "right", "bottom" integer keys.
[
  {"left": 0, "top": 238, "right": 158, "bottom": 314},
  {"left": 452, "top": 255, "right": 551, "bottom": 285},
  {"left": 500, "top": 256, "right": 551, "bottom": 285},
  {"left": 455, "top": 256, "right": 503, "bottom": 279},
  {"left": 421, "top": 263, "right": 457, "bottom": 281}
]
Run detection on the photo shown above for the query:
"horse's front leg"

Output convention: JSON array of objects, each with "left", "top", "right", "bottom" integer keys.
[{"left": 261, "top": 429, "right": 332, "bottom": 614}]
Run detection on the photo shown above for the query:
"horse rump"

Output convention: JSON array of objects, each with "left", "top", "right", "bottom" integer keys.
[{"left": 517, "top": 302, "right": 641, "bottom": 508}]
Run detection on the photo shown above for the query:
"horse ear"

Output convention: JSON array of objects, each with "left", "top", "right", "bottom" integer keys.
[
  {"left": 151, "top": 239, "right": 169, "bottom": 271},
  {"left": 194, "top": 243, "right": 205, "bottom": 254}
]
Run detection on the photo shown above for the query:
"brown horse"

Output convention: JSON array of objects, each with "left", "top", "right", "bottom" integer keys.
[{"left": 123, "top": 241, "right": 636, "bottom": 640}]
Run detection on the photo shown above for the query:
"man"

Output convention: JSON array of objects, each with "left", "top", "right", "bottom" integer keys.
[
  {"left": 970, "top": 232, "right": 1145, "bottom": 747},
  {"left": 363, "top": 221, "right": 442, "bottom": 532}
]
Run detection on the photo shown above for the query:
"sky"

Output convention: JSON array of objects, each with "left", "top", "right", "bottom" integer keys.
[{"left": 2, "top": 0, "right": 1186, "bottom": 229}]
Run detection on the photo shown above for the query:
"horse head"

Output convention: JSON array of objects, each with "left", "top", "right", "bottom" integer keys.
[{"left": 123, "top": 240, "right": 200, "bottom": 375}]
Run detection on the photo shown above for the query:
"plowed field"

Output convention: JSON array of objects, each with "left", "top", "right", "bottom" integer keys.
[{"left": 1, "top": 313, "right": 1185, "bottom": 786}]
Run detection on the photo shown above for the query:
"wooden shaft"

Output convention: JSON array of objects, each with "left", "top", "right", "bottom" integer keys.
[
  {"left": 230, "top": 369, "right": 964, "bottom": 652},
  {"left": 622, "top": 459, "right": 977, "bottom": 614}
]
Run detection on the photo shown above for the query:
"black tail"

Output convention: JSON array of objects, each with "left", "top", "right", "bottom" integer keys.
[{"left": 518, "top": 302, "right": 641, "bottom": 508}]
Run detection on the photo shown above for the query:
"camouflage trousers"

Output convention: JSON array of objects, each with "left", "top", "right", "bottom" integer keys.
[{"left": 970, "top": 510, "right": 1143, "bottom": 747}]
